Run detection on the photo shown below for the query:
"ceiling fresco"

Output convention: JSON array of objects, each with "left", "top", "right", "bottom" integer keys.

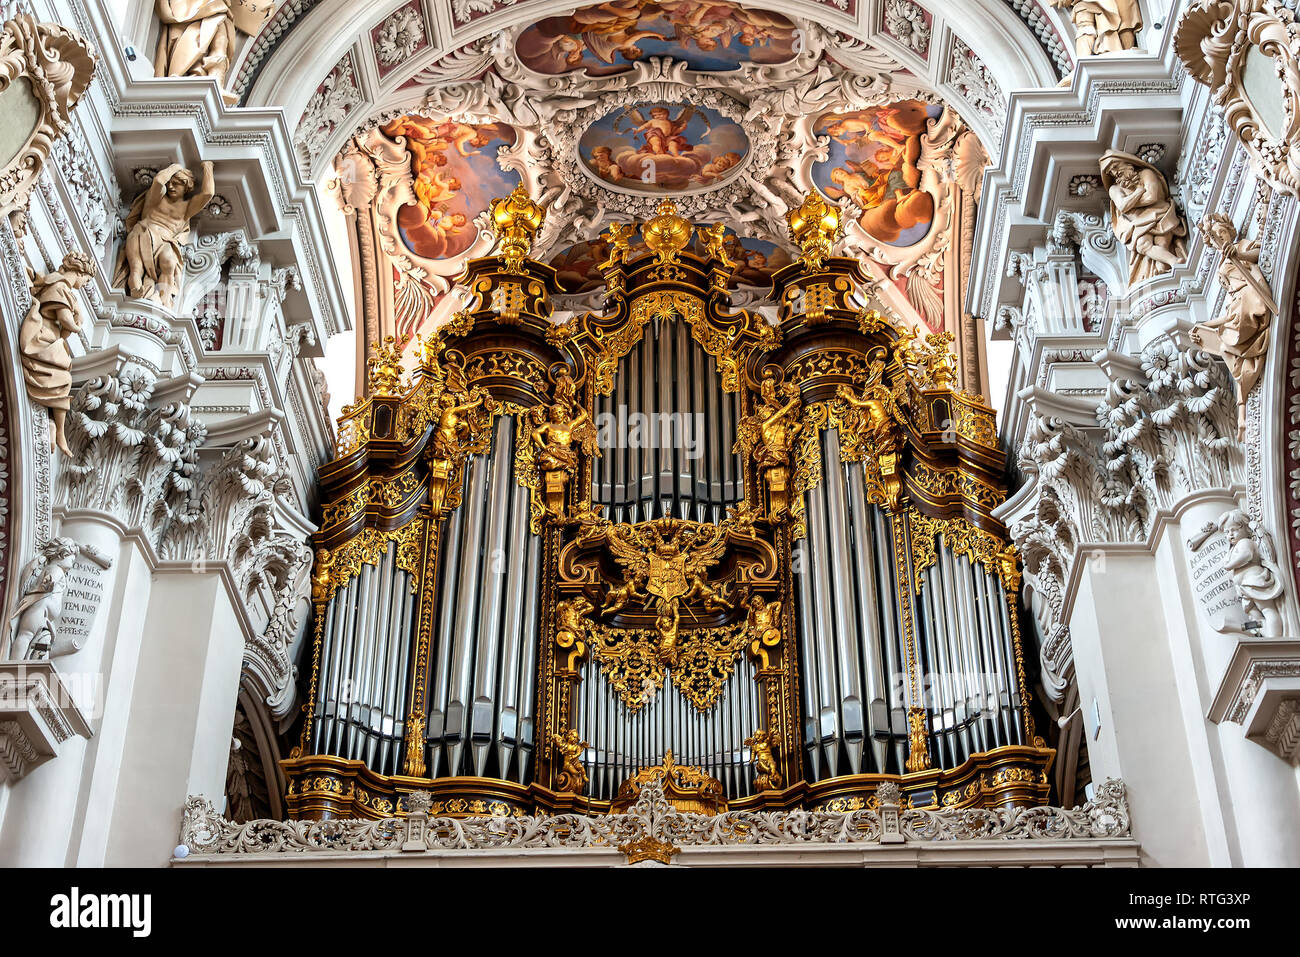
[
  {"left": 813, "top": 100, "right": 942, "bottom": 247},
  {"left": 379, "top": 115, "right": 520, "bottom": 260},
  {"left": 334, "top": 4, "right": 991, "bottom": 389},
  {"left": 578, "top": 103, "right": 749, "bottom": 193},
  {"left": 515, "top": 0, "right": 801, "bottom": 75}
]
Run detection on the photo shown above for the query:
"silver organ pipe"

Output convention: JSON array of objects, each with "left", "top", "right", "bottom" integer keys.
[
  {"left": 426, "top": 412, "right": 544, "bottom": 780},
  {"left": 310, "top": 541, "right": 416, "bottom": 775},
  {"left": 912, "top": 533, "right": 1026, "bottom": 767},
  {"left": 794, "top": 428, "right": 919, "bottom": 780},
  {"left": 591, "top": 325, "right": 743, "bottom": 525},
  {"left": 574, "top": 662, "right": 763, "bottom": 800}
]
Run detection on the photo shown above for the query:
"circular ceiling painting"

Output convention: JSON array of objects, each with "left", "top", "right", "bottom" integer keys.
[
  {"left": 578, "top": 103, "right": 749, "bottom": 194},
  {"left": 811, "top": 100, "right": 943, "bottom": 247},
  {"left": 516, "top": 0, "right": 800, "bottom": 76}
]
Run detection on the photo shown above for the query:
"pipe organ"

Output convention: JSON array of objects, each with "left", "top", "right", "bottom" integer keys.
[{"left": 286, "top": 188, "right": 1054, "bottom": 820}]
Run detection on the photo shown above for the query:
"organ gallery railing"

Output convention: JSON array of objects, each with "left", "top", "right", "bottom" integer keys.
[{"left": 285, "top": 187, "right": 1052, "bottom": 820}]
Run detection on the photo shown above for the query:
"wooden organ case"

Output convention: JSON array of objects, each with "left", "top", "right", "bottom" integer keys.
[{"left": 285, "top": 189, "right": 1055, "bottom": 820}]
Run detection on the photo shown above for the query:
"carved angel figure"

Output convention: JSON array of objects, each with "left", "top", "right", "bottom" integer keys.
[
  {"left": 20, "top": 252, "right": 95, "bottom": 455},
  {"left": 113, "top": 161, "right": 215, "bottom": 309},
  {"left": 555, "top": 596, "right": 594, "bottom": 652},
  {"left": 531, "top": 371, "right": 597, "bottom": 473},
  {"left": 1099, "top": 150, "right": 1187, "bottom": 287},
  {"left": 746, "top": 593, "right": 783, "bottom": 649},
  {"left": 431, "top": 384, "right": 495, "bottom": 461},
  {"left": 6, "top": 537, "right": 113, "bottom": 661},
  {"left": 1190, "top": 213, "right": 1278, "bottom": 440},
  {"left": 745, "top": 729, "right": 782, "bottom": 791},
  {"left": 154, "top": 0, "right": 273, "bottom": 86},
  {"left": 736, "top": 369, "right": 803, "bottom": 470},
  {"left": 553, "top": 728, "right": 589, "bottom": 794},
  {"left": 1050, "top": 0, "right": 1142, "bottom": 58},
  {"left": 1217, "top": 509, "right": 1284, "bottom": 636}
]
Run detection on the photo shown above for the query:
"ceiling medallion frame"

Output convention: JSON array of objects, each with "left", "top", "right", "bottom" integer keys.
[{"left": 553, "top": 78, "right": 773, "bottom": 216}]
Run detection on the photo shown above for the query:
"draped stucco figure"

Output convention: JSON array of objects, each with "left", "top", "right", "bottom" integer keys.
[
  {"left": 20, "top": 251, "right": 95, "bottom": 456},
  {"left": 112, "top": 161, "right": 214, "bottom": 310},
  {"left": 1191, "top": 213, "right": 1278, "bottom": 440},
  {"left": 1099, "top": 149, "right": 1188, "bottom": 287},
  {"left": 153, "top": 0, "right": 273, "bottom": 86},
  {"left": 1051, "top": 0, "right": 1142, "bottom": 58}
]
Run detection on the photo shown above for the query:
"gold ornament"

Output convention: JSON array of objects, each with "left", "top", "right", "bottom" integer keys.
[
  {"left": 786, "top": 190, "right": 841, "bottom": 269},
  {"left": 552, "top": 728, "right": 589, "bottom": 794},
  {"left": 489, "top": 184, "right": 545, "bottom": 273},
  {"left": 746, "top": 729, "right": 782, "bottom": 791},
  {"left": 643, "top": 199, "right": 692, "bottom": 266}
]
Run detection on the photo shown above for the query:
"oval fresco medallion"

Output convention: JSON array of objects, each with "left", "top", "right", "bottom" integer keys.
[
  {"left": 812, "top": 100, "right": 943, "bottom": 247},
  {"left": 548, "top": 227, "right": 791, "bottom": 293},
  {"left": 579, "top": 103, "right": 749, "bottom": 194},
  {"left": 380, "top": 114, "right": 520, "bottom": 260},
  {"left": 516, "top": 0, "right": 800, "bottom": 76}
]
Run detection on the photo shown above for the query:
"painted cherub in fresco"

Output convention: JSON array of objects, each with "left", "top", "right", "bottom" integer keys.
[
  {"left": 629, "top": 105, "right": 698, "bottom": 156},
  {"left": 689, "top": 149, "right": 741, "bottom": 185},
  {"left": 414, "top": 171, "right": 461, "bottom": 210},
  {"left": 568, "top": 0, "right": 666, "bottom": 65},
  {"left": 588, "top": 145, "right": 624, "bottom": 182}
]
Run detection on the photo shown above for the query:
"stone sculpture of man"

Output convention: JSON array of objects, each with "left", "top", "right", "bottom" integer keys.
[
  {"left": 1051, "top": 0, "right": 1142, "bottom": 58},
  {"left": 113, "top": 161, "right": 214, "bottom": 310},
  {"left": 1099, "top": 149, "right": 1187, "bottom": 287},
  {"left": 20, "top": 251, "right": 96, "bottom": 456},
  {"left": 154, "top": 0, "right": 273, "bottom": 87},
  {"left": 1217, "top": 510, "right": 1284, "bottom": 636},
  {"left": 1191, "top": 213, "right": 1278, "bottom": 440}
]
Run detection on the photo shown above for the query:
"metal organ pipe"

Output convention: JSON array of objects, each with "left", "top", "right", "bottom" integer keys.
[{"left": 309, "top": 541, "right": 416, "bottom": 776}]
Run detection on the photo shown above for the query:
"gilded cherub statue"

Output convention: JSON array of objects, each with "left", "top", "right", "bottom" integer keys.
[
  {"left": 113, "top": 161, "right": 215, "bottom": 309},
  {"left": 20, "top": 251, "right": 96, "bottom": 455},
  {"left": 530, "top": 369, "right": 598, "bottom": 521},
  {"left": 735, "top": 369, "right": 803, "bottom": 518},
  {"left": 554, "top": 595, "right": 594, "bottom": 652},
  {"left": 553, "top": 728, "right": 589, "bottom": 794},
  {"left": 745, "top": 729, "right": 782, "bottom": 792}
]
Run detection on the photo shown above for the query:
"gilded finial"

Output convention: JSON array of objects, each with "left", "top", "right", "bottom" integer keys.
[
  {"left": 786, "top": 191, "right": 842, "bottom": 270},
  {"left": 490, "top": 184, "right": 546, "bottom": 273},
  {"left": 643, "top": 199, "right": 693, "bottom": 267},
  {"left": 367, "top": 335, "right": 407, "bottom": 397}
]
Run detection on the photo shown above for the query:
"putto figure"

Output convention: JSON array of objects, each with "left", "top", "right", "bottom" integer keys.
[
  {"left": 1191, "top": 213, "right": 1278, "bottom": 440},
  {"left": 1099, "top": 150, "right": 1187, "bottom": 287},
  {"left": 6, "top": 537, "right": 113, "bottom": 660},
  {"left": 113, "top": 161, "right": 215, "bottom": 309},
  {"left": 20, "top": 252, "right": 96, "bottom": 455},
  {"left": 1217, "top": 510, "right": 1285, "bottom": 636},
  {"left": 553, "top": 728, "right": 590, "bottom": 793},
  {"left": 1050, "top": 0, "right": 1142, "bottom": 58}
]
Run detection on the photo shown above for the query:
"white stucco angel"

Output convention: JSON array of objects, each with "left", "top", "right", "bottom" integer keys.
[
  {"left": 1099, "top": 149, "right": 1188, "bottom": 287},
  {"left": 4, "top": 538, "right": 113, "bottom": 661},
  {"left": 1216, "top": 510, "right": 1284, "bottom": 637},
  {"left": 1190, "top": 213, "right": 1278, "bottom": 440},
  {"left": 154, "top": 0, "right": 274, "bottom": 87},
  {"left": 112, "top": 161, "right": 215, "bottom": 310}
]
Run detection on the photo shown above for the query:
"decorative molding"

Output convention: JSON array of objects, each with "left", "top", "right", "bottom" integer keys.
[
  {"left": 0, "top": 14, "right": 96, "bottom": 222},
  {"left": 180, "top": 773, "right": 1134, "bottom": 862}
]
